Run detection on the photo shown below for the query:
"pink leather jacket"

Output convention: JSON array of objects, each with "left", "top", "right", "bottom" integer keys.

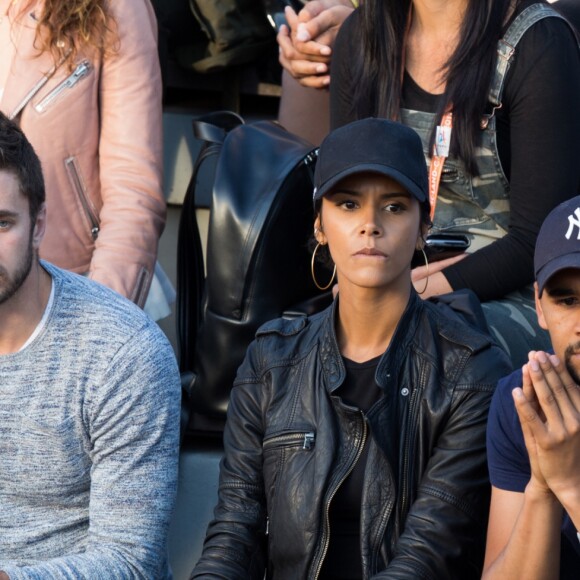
[{"left": 1, "top": 0, "right": 165, "bottom": 305}]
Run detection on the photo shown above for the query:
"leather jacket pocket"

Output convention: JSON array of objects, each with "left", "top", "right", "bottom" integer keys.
[
  {"left": 263, "top": 428, "right": 317, "bottom": 549},
  {"left": 65, "top": 156, "right": 100, "bottom": 241},
  {"left": 33, "top": 60, "right": 93, "bottom": 114},
  {"left": 263, "top": 429, "right": 316, "bottom": 451}
]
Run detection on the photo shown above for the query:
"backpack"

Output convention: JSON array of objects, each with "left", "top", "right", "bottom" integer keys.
[{"left": 177, "top": 112, "right": 331, "bottom": 432}]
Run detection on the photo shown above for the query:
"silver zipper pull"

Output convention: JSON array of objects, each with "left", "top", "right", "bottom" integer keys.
[
  {"left": 34, "top": 61, "right": 92, "bottom": 113},
  {"left": 303, "top": 432, "right": 315, "bottom": 450}
]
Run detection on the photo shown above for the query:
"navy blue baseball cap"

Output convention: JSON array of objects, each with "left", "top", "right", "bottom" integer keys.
[
  {"left": 535, "top": 196, "right": 580, "bottom": 297},
  {"left": 312, "top": 118, "right": 428, "bottom": 204}
]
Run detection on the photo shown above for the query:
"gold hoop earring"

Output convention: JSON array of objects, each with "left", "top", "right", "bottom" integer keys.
[
  {"left": 416, "top": 247, "right": 429, "bottom": 295},
  {"left": 311, "top": 243, "right": 337, "bottom": 291}
]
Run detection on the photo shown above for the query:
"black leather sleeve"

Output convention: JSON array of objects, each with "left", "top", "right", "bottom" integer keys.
[{"left": 190, "top": 342, "right": 268, "bottom": 580}]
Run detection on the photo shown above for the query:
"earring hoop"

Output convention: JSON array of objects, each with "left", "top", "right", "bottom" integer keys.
[
  {"left": 415, "top": 247, "right": 429, "bottom": 295},
  {"left": 311, "top": 243, "right": 337, "bottom": 291}
]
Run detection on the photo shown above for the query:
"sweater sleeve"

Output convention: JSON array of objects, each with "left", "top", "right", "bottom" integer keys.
[
  {"left": 443, "top": 18, "right": 580, "bottom": 299},
  {"left": 1, "top": 324, "right": 181, "bottom": 579}
]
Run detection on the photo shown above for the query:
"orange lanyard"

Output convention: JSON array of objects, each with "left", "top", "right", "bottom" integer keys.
[
  {"left": 401, "top": 5, "right": 452, "bottom": 220},
  {"left": 428, "top": 110, "right": 453, "bottom": 221}
]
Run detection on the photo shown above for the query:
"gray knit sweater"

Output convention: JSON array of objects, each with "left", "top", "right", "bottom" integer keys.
[{"left": 0, "top": 263, "right": 181, "bottom": 579}]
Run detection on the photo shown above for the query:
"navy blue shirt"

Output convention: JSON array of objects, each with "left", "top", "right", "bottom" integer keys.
[{"left": 487, "top": 368, "right": 580, "bottom": 577}]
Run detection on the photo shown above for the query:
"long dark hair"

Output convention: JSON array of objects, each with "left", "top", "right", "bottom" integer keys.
[{"left": 353, "top": 0, "right": 517, "bottom": 174}]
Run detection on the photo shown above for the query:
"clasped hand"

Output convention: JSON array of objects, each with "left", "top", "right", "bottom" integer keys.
[
  {"left": 514, "top": 351, "right": 580, "bottom": 512},
  {"left": 277, "top": 0, "right": 354, "bottom": 88}
]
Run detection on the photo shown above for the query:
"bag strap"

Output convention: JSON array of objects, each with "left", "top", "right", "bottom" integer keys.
[
  {"left": 192, "top": 110, "right": 244, "bottom": 142},
  {"left": 177, "top": 111, "right": 244, "bottom": 372},
  {"left": 488, "top": 3, "right": 573, "bottom": 109}
]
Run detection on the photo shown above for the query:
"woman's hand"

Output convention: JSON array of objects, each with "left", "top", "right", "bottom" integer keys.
[{"left": 277, "top": 0, "right": 354, "bottom": 88}]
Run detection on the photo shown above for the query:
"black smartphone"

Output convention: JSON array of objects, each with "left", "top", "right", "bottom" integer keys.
[{"left": 424, "top": 233, "right": 470, "bottom": 262}]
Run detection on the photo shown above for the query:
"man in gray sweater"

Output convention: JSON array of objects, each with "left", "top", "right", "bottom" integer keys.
[{"left": 0, "top": 113, "right": 181, "bottom": 578}]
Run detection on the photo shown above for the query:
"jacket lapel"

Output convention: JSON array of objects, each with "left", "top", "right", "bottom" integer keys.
[{"left": 2, "top": 6, "right": 66, "bottom": 119}]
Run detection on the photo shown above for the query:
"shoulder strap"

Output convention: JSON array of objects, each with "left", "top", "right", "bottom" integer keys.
[
  {"left": 488, "top": 3, "right": 572, "bottom": 107},
  {"left": 192, "top": 110, "right": 244, "bottom": 143}
]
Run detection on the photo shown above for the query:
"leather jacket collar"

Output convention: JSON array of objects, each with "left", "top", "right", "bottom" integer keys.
[{"left": 319, "top": 289, "right": 423, "bottom": 393}]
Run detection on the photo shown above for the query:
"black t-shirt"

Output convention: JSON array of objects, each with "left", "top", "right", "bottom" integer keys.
[
  {"left": 330, "top": 2, "right": 580, "bottom": 301},
  {"left": 319, "top": 356, "right": 382, "bottom": 580}
]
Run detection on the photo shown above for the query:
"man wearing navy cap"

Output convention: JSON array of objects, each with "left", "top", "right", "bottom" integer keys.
[{"left": 483, "top": 197, "right": 580, "bottom": 579}]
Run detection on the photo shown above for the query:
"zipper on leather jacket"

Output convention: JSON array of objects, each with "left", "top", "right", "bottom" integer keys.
[
  {"left": 368, "top": 385, "right": 423, "bottom": 570},
  {"left": 131, "top": 267, "right": 150, "bottom": 307},
  {"left": 263, "top": 431, "right": 316, "bottom": 451},
  {"left": 303, "top": 150, "right": 318, "bottom": 182},
  {"left": 34, "top": 60, "right": 92, "bottom": 113},
  {"left": 65, "top": 157, "right": 100, "bottom": 240},
  {"left": 312, "top": 412, "right": 368, "bottom": 579},
  {"left": 399, "top": 386, "right": 420, "bottom": 522}
]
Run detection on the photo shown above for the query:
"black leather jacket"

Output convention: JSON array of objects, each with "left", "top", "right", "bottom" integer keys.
[{"left": 192, "top": 292, "right": 511, "bottom": 579}]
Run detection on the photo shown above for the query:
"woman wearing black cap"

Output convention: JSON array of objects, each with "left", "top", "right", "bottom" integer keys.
[
  {"left": 191, "top": 118, "right": 511, "bottom": 580},
  {"left": 330, "top": 0, "right": 580, "bottom": 369}
]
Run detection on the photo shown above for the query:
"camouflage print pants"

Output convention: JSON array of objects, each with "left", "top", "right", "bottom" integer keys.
[{"left": 481, "top": 284, "right": 551, "bottom": 370}]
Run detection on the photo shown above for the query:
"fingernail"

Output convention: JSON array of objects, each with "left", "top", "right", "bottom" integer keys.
[
  {"left": 530, "top": 359, "right": 540, "bottom": 372},
  {"left": 537, "top": 352, "right": 547, "bottom": 364},
  {"left": 320, "top": 46, "right": 332, "bottom": 55},
  {"left": 296, "top": 24, "right": 310, "bottom": 41},
  {"left": 513, "top": 387, "right": 524, "bottom": 400},
  {"left": 321, "top": 76, "right": 330, "bottom": 86},
  {"left": 316, "top": 63, "right": 327, "bottom": 73},
  {"left": 549, "top": 354, "right": 560, "bottom": 366}
]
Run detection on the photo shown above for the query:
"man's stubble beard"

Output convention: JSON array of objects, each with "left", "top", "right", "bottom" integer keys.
[
  {"left": 564, "top": 341, "right": 580, "bottom": 385},
  {"left": 0, "top": 235, "right": 34, "bottom": 305}
]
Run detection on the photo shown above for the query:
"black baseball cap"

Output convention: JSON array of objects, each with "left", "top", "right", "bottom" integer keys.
[
  {"left": 535, "top": 196, "right": 580, "bottom": 297},
  {"left": 312, "top": 118, "right": 428, "bottom": 204}
]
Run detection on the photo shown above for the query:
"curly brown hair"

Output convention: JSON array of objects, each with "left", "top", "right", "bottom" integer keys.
[{"left": 23, "top": 0, "right": 117, "bottom": 67}]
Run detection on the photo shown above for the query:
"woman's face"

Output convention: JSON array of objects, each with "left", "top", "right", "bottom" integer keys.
[{"left": 315, "top": 172, "right": 424, "bottom": 294}]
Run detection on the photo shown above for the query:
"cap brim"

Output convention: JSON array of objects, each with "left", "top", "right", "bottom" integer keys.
[
  {"left": 313, "top": 163, "right": 427, "bottom": 203},
  {"left": 536, "top": 252, "right": 580, "bottom": 296}
]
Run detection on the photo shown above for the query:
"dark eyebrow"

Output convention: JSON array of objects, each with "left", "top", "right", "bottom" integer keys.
[
  {"left": 0, "top": 210, "right": 18, "bottom": 219},
  {"left": 327, "top": 189, "right": 411, "bottom": 199},
  {"left": 545, "top": 287, "right": 577, "bottom": 297}
]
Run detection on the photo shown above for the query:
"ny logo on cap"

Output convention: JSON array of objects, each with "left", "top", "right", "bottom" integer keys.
[{"left": 566, "top": 207, "right": 580, "bottom": 240}]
